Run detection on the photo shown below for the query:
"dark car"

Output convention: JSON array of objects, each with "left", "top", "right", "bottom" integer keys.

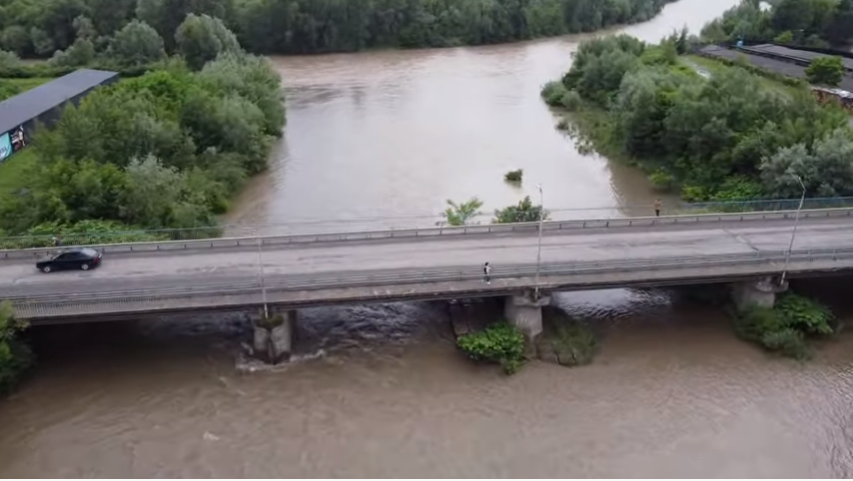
[{"left": 36, "top": 248, "right": 103, "bottom": 273}]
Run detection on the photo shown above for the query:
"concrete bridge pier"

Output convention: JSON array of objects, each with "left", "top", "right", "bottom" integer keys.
[
  {"left": 252, "top": 309, "right": 296, "bottom": 364},
  {"left": 505, "top": 292, "right": 551, "bottom": 357},
  {"left": 732, "top": 276, "right": 789, "bottom": 310}
]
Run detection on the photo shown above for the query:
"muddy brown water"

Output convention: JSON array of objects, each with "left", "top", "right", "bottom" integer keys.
[{"left": 8, "top": 0, "right": 853, "bottom": 477}]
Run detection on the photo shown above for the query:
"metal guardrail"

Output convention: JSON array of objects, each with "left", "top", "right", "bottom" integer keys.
[
  {"left": 10, "top": 247, "right": 853, "bottom": 319},
  {"left": 5, "top": 197, "right": 853, "bottom": 250},
  {"left": 2, "top": 207, "right": 853, "bottom": 261}
]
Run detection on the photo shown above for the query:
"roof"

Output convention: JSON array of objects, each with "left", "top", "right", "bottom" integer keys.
[
  {"left": 743, "top": 44, "right": 853, "bottom": 71},
  {"left": 0, "top": 69, "right": 118, "bottom": 134}
]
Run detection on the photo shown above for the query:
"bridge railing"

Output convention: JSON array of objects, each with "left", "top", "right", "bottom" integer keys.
[
  {"left": 678, "top": 196, "right": 853, "bottom": 214},
  {"left": 3, "top": 196, "right": 853, "bottom": 251},
  {"left": 9, "top": 247, "right": 853, "bottom": 319},
  {"left": 2, "top": 207, "right": 853, "bottom": 261}
]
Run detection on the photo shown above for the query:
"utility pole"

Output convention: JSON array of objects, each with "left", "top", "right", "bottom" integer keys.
[
  {"left": 257, "top": 234, "right": 268, "bottom": 319},
  {"left": 780, "top": 175, "right": 806, "bottom": 286},
  {"left": 534, "top": 184, "right": 544, "bottom": 300}
]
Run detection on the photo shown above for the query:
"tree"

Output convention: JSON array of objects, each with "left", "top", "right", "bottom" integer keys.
[
  {"left": 49, "top": 38, "right": 95, "bottom": 67},
  {"left": 175, "top": 13, "right": 241, "bottom": 70},
  {"left": 493, "top": 196, "right": 548, "bottom": 224},
  {"left": 0, "top": 50, "right": 22, "bottom": 72},
  {"left": 88, "top": 0, "right": 137, "bottom": 36},
  {"left": 760, "top": 129, "right": 853, "bottom": 198},
  {"left": 442, "top": 197, "right": 483, "bottom": 226},
  {"left": 107, "top": 20, "right": 167, "bottom": 67},
  {"left": 30, "top": 27, "right": 55, "bottom": 56},
  {"left": 119, "top": 155, "right": 188, "bottom": 227},
  {"left": 805, "top": 56, "right": 844, "bottom": 86},
  {"left": 0, "top": 300, "right": 33, "bottom": 394},
  {"left": 773, "top": 30, "right": 794, "bottom": 43},
  {"left": 1, "top": 26, "right": 31, "bottom": 56},
  {"left": 72, "top": 15, "right": 97, "bottom": 40}
]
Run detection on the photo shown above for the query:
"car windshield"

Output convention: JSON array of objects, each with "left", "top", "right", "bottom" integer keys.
[{"left": 80, "top": 248, "right": 98, "bottom": 257}]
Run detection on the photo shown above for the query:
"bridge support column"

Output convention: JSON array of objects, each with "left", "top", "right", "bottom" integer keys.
[
  {"left": 505, "top": 292, "right": 551, "bottom": 358},
  {"left": 732, "top": 277, "right": 788, "bottom": 310},
  {"left": 252, "top": 310, "right": 295, "bottom": 364}
]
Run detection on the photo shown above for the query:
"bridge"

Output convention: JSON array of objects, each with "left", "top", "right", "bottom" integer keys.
[{"left": 3, "top": 208, "right": 853, "bottom": 360}]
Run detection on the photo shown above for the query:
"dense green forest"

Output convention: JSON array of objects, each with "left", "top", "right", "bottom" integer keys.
[
  {"left": 0, "top": 0, "right": 676, "bottom": 57},
  {"left": 702, "top": 0, "right": 853, "bottom": 48},
  {"left": 0, "top": 16, "right": 285, "bottom": 240},
  {"left": 543, "top": 34, "right": 851, "bottom": 202}
]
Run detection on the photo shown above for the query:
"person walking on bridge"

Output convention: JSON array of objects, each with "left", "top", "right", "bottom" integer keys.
[
  {"left": 654, "top": 198, "right": 662, "bottom": 217},
  {"left": 483, "top": 262, "right": 492, "bottom": 285}
]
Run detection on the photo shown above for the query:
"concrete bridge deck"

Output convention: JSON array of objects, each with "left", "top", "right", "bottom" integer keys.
[{"left": 3, "top": 212, "right": 853, "bottom": 323}]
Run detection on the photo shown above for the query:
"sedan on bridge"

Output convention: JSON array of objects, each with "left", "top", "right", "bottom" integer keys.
[{"left": 36, "top": 248, "right": 103, "bottom": 273}]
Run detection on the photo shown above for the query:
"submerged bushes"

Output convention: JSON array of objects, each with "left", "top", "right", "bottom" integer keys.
[
  {"left": 733, "top": 293, "right": 835, "bottom": 359},
  {"left": 457, "top": 321, "right": 526, "bottom": 374},
  {"left": 0, "top": 301, "right": 33, "bottom": 394}
]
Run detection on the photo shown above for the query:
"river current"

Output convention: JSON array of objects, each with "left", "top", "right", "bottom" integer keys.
[{"left": 7, "top": 0, "right": 853, "bottom": 477}]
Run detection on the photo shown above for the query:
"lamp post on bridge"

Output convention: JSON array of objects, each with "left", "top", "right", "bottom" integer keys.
[
  {"left": 534, "top": 183, "right": 544, "bottom": 301},
  {"left": 780, "top": 174, "right": 806, "bottom": 286},
  {"left": 257, "top": 233, "right": 269, "bottom": 319}
]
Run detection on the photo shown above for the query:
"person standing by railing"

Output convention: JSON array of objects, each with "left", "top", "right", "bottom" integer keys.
[
  {"left": 483, "top": 262, "right": 491, "bottom": 285},
  {"left": 654, "top": 199, "right": 662, "bottom": 217}
]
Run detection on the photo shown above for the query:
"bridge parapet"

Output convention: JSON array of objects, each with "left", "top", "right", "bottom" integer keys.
[{"left": 2, "top": 207, "right": 853, "bottom": 261}]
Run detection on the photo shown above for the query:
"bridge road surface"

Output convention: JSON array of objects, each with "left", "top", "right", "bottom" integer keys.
[{"left": 1, "top": 216, "right": 853, "bottom": 300}]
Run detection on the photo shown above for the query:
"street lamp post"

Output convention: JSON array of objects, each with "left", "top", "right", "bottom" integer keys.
[
  {"left": 257, "top": 234, "right": 269, "bottom": 319},
  {"left": 780, "top": 175, "right": 806, "bottom": 286},
  {"left": 534, "top": 184, "right": 544, "bottom": 300}
]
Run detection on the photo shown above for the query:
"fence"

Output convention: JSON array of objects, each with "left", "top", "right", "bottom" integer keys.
[
  {"left": 2, "top": 197, "right": 853, "bottom": 251},
  {"left": 678, "top": 197, "right": 853, "bottom": 214}
]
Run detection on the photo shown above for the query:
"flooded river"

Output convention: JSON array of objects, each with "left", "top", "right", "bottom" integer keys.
[
  {"left": 7, "top": 0, "right": 853, "bottom": 477},
  {"left": 225, "top": 0, "right": 741, "bottom": 233}
]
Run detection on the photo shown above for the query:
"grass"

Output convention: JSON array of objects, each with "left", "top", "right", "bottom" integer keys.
[
  {"left": 683, "top": 55, "right": 807, "bottom": 98},
  {"left": 0, "top": 77, "right": 53, "bottom": 102},
  {"left": 0, "top": 148, "right": 37, "bottom": 199}
]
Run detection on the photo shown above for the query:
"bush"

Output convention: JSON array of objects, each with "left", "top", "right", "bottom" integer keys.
[
  {"left": 457, "top": 321, "right": 526, "bottom": 374},
  {"left": 555, "top": 118, "right": 570, "bottom": 131},
  {"left": 733, "top": 293, "right": 835, "bottom": 360},
  {"left": 493, "top": 196, "right": 548, "bottom": 224},
  {"left": 541, "top": 81, "right": 569, "bottom": 107},
  {"left": 805, "top": 56, "right": 844, "bottom": 87},
  {"left": 442, "top": 197, "right": 483, "bottom": 226},
  {"left": 504, "top": 169, "right": 523, "bottom": 182},
  {"left": 648, "top": 170, "right": 674, "bottom": 190},
  {"left": 761, "top": 328, "right": 809, "bottom": 360},
  {"left": 775, "top": 293, "right": 835, "bottom": 335},
  {"left": 550, "top": 323, "right": 598, "bottom": 366},
  {"left": 559, "top": 90, "right": 582, "bottom": 111},
  {"left": 0, "top": 300, "right": 33, "bottom": 394}
]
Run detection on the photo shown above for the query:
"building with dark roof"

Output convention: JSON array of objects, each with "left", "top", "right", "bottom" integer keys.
[
  {"left": 743, "top": 44, "right": 853, "bottom": 73},
  {"left": 699, "top": 45, "right": 853, "bottom": 92},
  {"left": 0, "top": 68, "right": 118, "bottom": 162}
]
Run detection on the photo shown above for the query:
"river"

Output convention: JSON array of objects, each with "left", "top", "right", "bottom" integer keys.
[
  {"left": 224, "top": 0, "right": 741, "bottom": 233},
  {"left": 9, "top": 0, "right": 853, "bottom": 477}
]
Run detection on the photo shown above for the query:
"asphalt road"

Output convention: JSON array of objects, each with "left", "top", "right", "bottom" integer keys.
[{"left": 2, "top": 216, "right": 853, "bottom": 299}]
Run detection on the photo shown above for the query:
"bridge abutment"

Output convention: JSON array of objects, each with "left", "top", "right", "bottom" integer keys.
[
  {"left": 505, "top": 292, "right": 551, "bottom": 357},
  {"left": 252, "top": 309, "right": 296, "bottom": 364},
  {"left": 732, "top": 276, "right": 788, "bottom": 310}
]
